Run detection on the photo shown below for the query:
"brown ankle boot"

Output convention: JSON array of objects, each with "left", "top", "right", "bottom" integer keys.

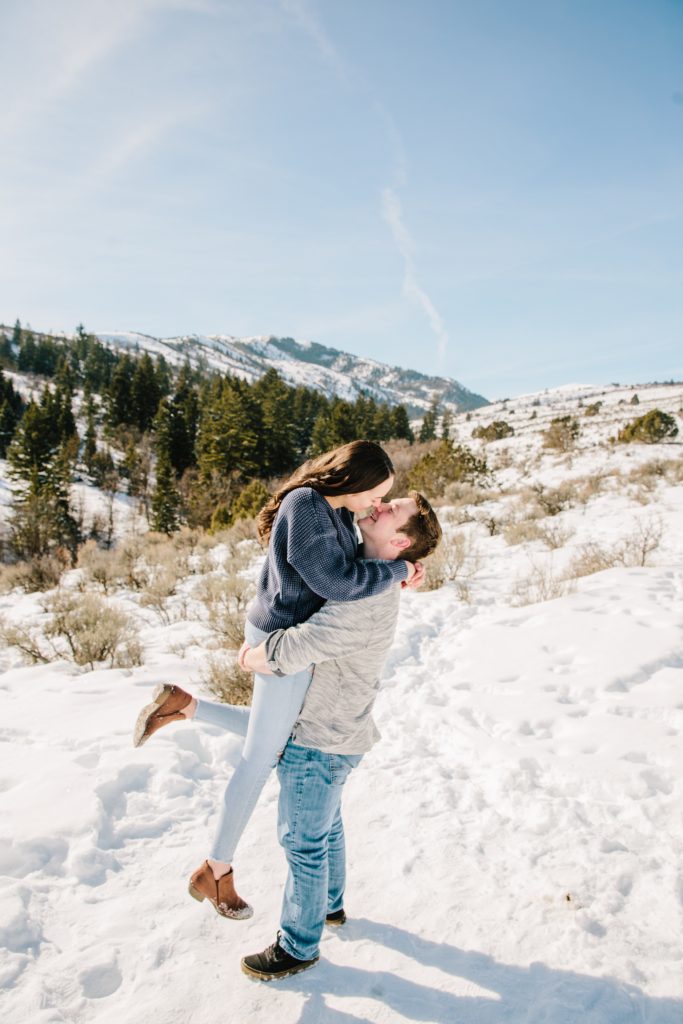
[
  {"left": 133, "top": 684, "right": 193, "bottom": 747},
  {"left": 188, "top": 861, "right": 253, "bottom": 920}
]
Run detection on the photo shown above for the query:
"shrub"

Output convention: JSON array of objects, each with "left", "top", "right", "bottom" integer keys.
[
  {"left": 504, "top": 519, "right": 545, "bottom": 546},
  {"left": 200, "top": 652, "right": 253, "bottom": 706},
  {"left": 1, "top": 591, "right": 143, "bottom": 670},
  {"left": 566, "top": 518, "right": 662, "bottom": 579},
  {"left": 195, "top": 572, "right": 255, "bottom": 649},
  {"left": 0, "top": 553, "right": 67, "bottom": 594},
  {"left": 511, "top": 562, "right": 571, "bottom": 606},
  {"left": 230, "top": 479, "right": 270, "bottom": 524},
  {"left": 584, "top": 402, "right": 602, "bottom": 417},
  {"left": 542, "top": 416, "right": 579, "bottom": 451},
  {"left": 423, "top": 533, "right": 481, "bottom": 595},
  {"left": 77, "top": 541, "right": 119, "bottom": 594},
  {"left": 617, "top": 410, "right": 678, "bottom": 444},
  {"left": 530, "top": 482, "right": 575, "bottom": 517},
  {"left": 471, "top": 420, "right": 514, "bottom": 442},
  {"left": 407, "top": 440, "right": 488, "bottom": 499}
]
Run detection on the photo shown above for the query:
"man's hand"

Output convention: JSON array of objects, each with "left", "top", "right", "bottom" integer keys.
[
  {"left": 402, "top": 559, "right": 425, "bottom": 590},
  {"left": 238, "top": 640, "right": 273, "bottom": 675}
]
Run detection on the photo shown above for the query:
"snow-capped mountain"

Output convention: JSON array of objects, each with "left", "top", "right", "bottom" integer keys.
[{"left": 95, "top": 331, "right": 488, "bottom": 415}]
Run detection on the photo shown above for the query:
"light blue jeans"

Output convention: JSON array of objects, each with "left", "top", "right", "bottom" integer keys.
[
  {"left": 277, "top": 740, "right": 363, "bottom": 961},
  {"left": 193, "top": 622, "right": 312, "bottom": 864}
]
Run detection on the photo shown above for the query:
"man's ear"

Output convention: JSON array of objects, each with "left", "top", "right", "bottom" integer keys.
[{"left": 390, "top": 534, "right": 411, "bottom": 551}]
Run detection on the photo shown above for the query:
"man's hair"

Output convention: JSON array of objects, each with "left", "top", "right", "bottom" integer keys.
[{"left": 399, "top": 491, "right": 442, "bottom": 561}]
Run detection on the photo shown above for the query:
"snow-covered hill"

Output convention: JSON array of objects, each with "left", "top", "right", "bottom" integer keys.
[
  {"left": 1, "top": 380, "right": 683, "bottom": 1023},
  {"left": 84, "top": 329, "right": 489, "bottom": 415}
]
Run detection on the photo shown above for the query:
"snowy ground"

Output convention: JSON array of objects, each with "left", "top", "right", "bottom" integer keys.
[{"left": 1, "top": 382, "right": 683, "bottom": 1023}]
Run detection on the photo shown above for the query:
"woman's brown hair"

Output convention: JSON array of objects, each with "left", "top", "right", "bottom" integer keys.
[{"left": 257, "top": 440, "right": 394, "bottom": 544}]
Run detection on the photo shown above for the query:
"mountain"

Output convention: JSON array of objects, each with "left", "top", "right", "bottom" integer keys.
[{"left": 94, "top": 331, "right": 488, "bottom": 415}]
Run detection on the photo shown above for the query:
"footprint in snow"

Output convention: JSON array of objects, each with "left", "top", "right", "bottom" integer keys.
[{"left": 79, "top": 960, "right": 123, "bottom": 999}]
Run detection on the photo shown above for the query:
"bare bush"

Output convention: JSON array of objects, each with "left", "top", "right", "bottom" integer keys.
[
  {"left": 566, "top": 518, "right": 663, "bottom": 580},
  {"left": 200, "top": 651, "right": 253, "bottom": 706},
  {"left": 536, "top": 522, "right": 575, "bottom": 550},
  {"left": 139, "top": 565, "right": 182, "bottom": 624},
  {"left": 77, "top": 541, "right": 119, "bottom": 594},
  {"left": 573, "top": 472, "right": 608, "bottom": 504},
  {"left": 0, "top": 619, "right": 51, "bottom": 662},
  {"left": 530, "top": 482, "right": 575, "bottom": 517},
  {"left": 423, "top": 533, "right": 481, "bottom": 594},
  {"left": 511, "top": 562, "right": 572, "bottom": 606},
  {"left": 504, "top": 519, "right": 545, "bottom": 546},
  {"left": 542, "top": 416, "right": 579, "bottom": 452},
  {"left": 1, "top": 591, "right": 143, "bottom": 670},
  {"left": 566, "top": 542, "right": 621, "bottom": 579},
  {"left": 195, "top": 572, "right": 255, "bottom": 649},
  {"left": 0, "top": 554, "right": 67, "bottom": 594}
]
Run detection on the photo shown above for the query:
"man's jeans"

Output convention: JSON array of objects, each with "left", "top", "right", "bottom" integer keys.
[{"left": 277, "top": 740, "right": 362, "bottom": 961}]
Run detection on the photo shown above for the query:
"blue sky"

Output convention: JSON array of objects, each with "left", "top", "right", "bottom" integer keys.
[{"left": 1, "top": 0, "right": 682, "bottom": 398}]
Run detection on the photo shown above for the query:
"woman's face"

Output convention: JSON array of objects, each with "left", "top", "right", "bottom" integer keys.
[{"left": 340, "top": 475, "right": 394, "bottom": 515}]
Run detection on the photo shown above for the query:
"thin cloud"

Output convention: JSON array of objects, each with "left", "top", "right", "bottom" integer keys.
[
  {"left": 279, "top": 0, "right": 350, "bottom": 82},
  {"left": 381, "top": 188, "right": 449, "bottom": 359},
  {"left": 0, "top": 0, "right": 214, "bottom": 140}
]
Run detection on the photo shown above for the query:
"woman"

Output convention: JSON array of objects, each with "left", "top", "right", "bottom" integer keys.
[{"left": 133, "top": 440, "right": 420, "bottom": 918}]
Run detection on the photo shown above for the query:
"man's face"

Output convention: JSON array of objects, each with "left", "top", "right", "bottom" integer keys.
[
  {"left": 342, "top": 476, "right": 394, "bottom": 515},
  {"left": 357, "top": 496, "right": 417, "bottom": 558}
]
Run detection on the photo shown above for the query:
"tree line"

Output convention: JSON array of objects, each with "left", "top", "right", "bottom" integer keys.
[{"left": 1, "top": 320, "right": 417, "bottom": 558}]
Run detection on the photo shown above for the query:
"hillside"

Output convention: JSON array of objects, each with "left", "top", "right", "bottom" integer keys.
[
  {"left": 1, "top": 381, "right": 682, "bottom": 1023},
  {"left": 1, "top": 323, "right": 488, "bottom": 416}
]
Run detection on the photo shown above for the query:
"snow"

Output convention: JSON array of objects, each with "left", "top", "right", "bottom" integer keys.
[{"left": 1, "top": 383, "right": 683, "bottom": 1022}]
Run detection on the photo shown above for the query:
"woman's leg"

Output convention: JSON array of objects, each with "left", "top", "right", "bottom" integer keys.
[
  {"left": 193, "top": 698, "right": 249, "bottom": 737},
  {"left": 209, "top": 664, "right": 312, "bottom": 863}
]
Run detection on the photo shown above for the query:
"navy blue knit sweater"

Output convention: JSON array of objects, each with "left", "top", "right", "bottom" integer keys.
[{"left": 247, "top": 487, "right": 408, "bottom": 632}]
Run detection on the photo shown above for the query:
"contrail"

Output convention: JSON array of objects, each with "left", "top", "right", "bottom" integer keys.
[{"left": 381, "top": 188, "right": 449, "bottom": 359}]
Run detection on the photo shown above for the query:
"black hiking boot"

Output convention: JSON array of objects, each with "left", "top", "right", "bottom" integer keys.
[
  {"left": 325, "top": 908, "right": 346, "bottom": 926},
  {"left": 241, "top": 934, "right": 318, "bottom": 982}
]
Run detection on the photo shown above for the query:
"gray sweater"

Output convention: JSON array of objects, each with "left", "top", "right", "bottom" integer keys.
[{"left": 264, "top": 580, "right": 401, "bottom": 754}]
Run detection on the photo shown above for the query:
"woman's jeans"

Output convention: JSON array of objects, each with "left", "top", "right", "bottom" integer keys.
[
  {"left": 277, "top": 740, "right": 363, "bottom": 961},
  {"left": 193, "top": 622, "right": 312, "bottom": 864}
]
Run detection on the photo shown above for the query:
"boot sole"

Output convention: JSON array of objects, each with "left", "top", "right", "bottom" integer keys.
[
  {"left": 188, "top": 881, "right": 254, "bottom": 921},
  {"left": 132, "top": 684, "right": 175, "bottom": 748},
  {"left": 240, "top": 956, "right": 319, "bottom": 982}
]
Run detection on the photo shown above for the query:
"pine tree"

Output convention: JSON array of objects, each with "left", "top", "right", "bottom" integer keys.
[
  {"left": 8, "top": 397, "right": 80, "bottom": 560},
  {"left": 0, "top": 370, "right": 25, "bottom": 456},
  {"left": 106, "top": 354, "right": 135, "bottom": 428},
  {"left": 441, "top": 408, "right": 453, "bottom": 440},
  {"left": 82, "top": 400, "right": 97, "bottom": 475},
  {"left": 131, "top": 352, "right": 162, "bottom": 432},
  {"left": 391, "top": 404, "right": 414, "bottom": 443},
  {"left": 419, "top": 397, "right": 439, "bottom": 442},
  {"left": 151, "top": 450, "right": 181, "bottom": 534}
]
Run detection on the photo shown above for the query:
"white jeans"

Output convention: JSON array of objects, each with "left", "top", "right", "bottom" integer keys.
[{"left": 193, "top": 621, "right": 312, "bottom": 864}]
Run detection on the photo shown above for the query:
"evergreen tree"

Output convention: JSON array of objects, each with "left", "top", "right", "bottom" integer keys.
[
  {"left": 418, "top": 397, "right": 439, "bottom": 442},
  {"left": 131, "top": 352, "right": 162, "bottom": 431},
  {"left": 441, "top": 408, "right": 453, "bottom": 440},
  {"left": 195, "top": 377, "right": 260, "bottom": 480},
  {"left": 82, "top": 400, "right": 98, "bottom": 476},
  {"left": 0, "top": 370, "right": 25, "bottom": 456},
  {"left": 106, "top": 354, "right": 135, "bottom": 428},
  {"left": 151, "top": 450, "right": 181, "bottom": 534},
  {"left": 8, "top": 396, "right": 80, "bottom": 559},
  {"left": 391, "top": 404, "right": 414, "bottom": 443},
  {"left": 252, "top": 368, "right": 298, "bottom": 476},
  {"left": 167, "top": 364, "right": 199, "bottom": 475}
]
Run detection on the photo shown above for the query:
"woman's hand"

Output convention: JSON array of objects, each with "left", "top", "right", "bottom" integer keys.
[{"left": 402, "top": 559, "right": 425, "bottom": 590}]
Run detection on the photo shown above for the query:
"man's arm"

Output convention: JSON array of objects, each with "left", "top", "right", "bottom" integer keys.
[{"left": 239, "top": 594, "right": 387, "bottom": 677}]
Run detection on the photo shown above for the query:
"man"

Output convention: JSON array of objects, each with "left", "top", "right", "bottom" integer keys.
[{"left": 238, "top": 491, "right": 442, "bottom": 982}]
